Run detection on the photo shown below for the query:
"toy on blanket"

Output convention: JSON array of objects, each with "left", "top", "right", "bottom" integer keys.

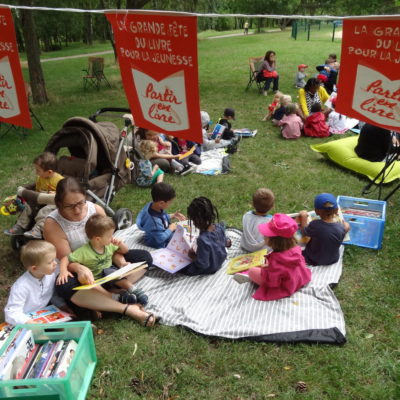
[{"left": 0, "top": 195, "right": 25, "bottom": 216}]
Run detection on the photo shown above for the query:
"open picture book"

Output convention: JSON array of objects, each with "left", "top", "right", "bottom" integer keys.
[
  {"left": 151, "top": 221, "right": 199, "bottom": 274},
  {"left": 25, "top": 305, "right": 72, "bottom": 324},
  {"left": 73, "top": 261, "right": 147, "bottom": 290}
]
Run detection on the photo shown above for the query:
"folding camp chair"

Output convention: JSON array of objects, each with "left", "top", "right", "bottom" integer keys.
[
  {"left": 245, "top": 56, "right": 264, "bottom": 93},
  {"left": 82, "top": 57, "right": 111, "bottom": 90}
]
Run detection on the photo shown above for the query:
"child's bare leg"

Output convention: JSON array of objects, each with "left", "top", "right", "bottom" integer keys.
[
  {"left": 126, "top": 268, "right": 146, "bottom": 284},
  {"left": 115, "top": 278, "right": 133, "bottom": 291}
]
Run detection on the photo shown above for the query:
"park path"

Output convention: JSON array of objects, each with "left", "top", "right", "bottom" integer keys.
[{"left": 23, "top": 30, "right": 282, "bottom": 64}]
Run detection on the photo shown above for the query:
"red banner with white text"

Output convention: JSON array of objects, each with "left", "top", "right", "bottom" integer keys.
[
  {"left": 337, "top": 18, "right": 400, "bottom": 132},
  {"left": 106, "top": 11, "right": 202, "bottom": 142},
  {"left": 0, "top": 7, "right": 31, "bottom": 129}
]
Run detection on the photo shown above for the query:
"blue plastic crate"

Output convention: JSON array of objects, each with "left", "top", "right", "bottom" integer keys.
[{"left": 338, "top": 196, "right": 386, "bottom": 250}]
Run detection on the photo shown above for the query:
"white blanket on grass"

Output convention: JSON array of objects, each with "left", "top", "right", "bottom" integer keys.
[
  {"left": 115, "top": 226, "right": 346, "bottom": 344},
  {"left": 194, "top": 148, "right": 226, "bottom": 175}
]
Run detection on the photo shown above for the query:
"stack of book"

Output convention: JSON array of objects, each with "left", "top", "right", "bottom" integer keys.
[{"left": 0, "top": 327, "right": 77, "bottom": 381}]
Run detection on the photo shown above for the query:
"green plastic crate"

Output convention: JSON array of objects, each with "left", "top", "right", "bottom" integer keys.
[{"left": 0, "top": 321, "right": 97, "bottom": 400}]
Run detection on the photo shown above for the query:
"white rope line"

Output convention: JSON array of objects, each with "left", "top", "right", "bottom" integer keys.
[{"left": 0, "top": 4, "right": 399, "bottom": 21}]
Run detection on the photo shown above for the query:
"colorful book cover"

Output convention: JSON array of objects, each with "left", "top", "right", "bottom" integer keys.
[
  {"left": 226, "top": 249, "right": 269, "bottom": 275},
  {"left": 210, "top": 123, "right": 226, "bottom": 139},
  {"left": 0, "top": 328, "right": 25, "bottom": 374},
  {"left": 73, "top": 261, "right": 147, "bottom": 290},
  {"left": 15, "top": 344, "right": 39, "bottom": 380},
  {"left": 152, "top": 221, "right": 199, "bottom": 274},
  {"left": 42, "top": 340, "right": 64, "bottom": 378},
  {"left": 25, "top": 305, "right": 72, "bottom": 324},
  {"left": 54, "top": 340, "right": 78, "bottom": 378},
  {"left": 24, "top": 342, "right": 46, "bottom": 379},
  {"left": 37, "top": 342, "right": 57, "bottom": 378},
  {"left": 0, "top": 323, "right": 14, "bottom": 350},
  {"left": 0, "top": 329, "right": 35, "bottom": 381},
  {"left": 32, "top": 341, "right": 53, "bottom": 379}
]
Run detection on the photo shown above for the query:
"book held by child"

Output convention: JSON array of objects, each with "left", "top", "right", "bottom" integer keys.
[
  {"left": 151, "top": 221, "right": 199, "bottom": 273},
  {"left": 226, "top": 248, "right": 269, "bottom": 274}
]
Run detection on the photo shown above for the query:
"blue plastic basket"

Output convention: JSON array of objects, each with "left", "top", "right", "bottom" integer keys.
[{"left": 338, "top": 196, "right": 386, "bottom": 250}]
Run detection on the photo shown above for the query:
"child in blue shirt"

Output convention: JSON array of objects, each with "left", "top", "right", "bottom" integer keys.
[
  {"left": 181, "top": 197, "right": 229, "bottom": 276},
  {"left": 136, "top": 183, "right": 186, "bottom": 248}
]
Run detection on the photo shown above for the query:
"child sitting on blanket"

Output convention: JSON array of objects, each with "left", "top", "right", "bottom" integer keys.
[
  {"left": 241, "top": 188, "right": 274, "bottom": 252},
  {"left": 298, "top": 193, "right": 350, "bottom": 266},
  {"left": 136, "top": 182, "right": 186, "bottom": 248},
  {"left": 278, "top": 103, "right": 304, "bottom": 139},
  {"left": 201, "top": 111, "right": 234, "bottom": 151},
  {"left": 235, "top": 213, "right": 311, "bottom": 301},
  {"left": 181, "top": 197, "right": 229, "bottom": 276},
  {"left": 57, "top": 214, "right": 148, "bottom": 305},
  {"left": 262, "top": 91, "right": 282, "bottom": 121},
  {"left": 303, "top": 103, "right": 330, "bottom": 138}
]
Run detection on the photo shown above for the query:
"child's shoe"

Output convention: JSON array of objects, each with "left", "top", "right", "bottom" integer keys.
[
  {"left": 4, "top": 225, "right": 25, "bottom": 236},
  {"left": 23, "top": 225, "right": 42, "bottom": 239},
  {"left": 233, "top": 272, "right": 250, "bottom": 284},
  {"left": 179, "top": 165, "right": 194, "bottom": 176},
  {"left": 118, "top": 291, "right": 138, "bottom": 304},
  {"left": 127, "top": 287, "right": 148, "bottom": 306}
]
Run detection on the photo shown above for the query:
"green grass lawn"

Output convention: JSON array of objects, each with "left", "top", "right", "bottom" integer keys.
[{"left": 0, "top": 29, "right": 399, "bottom": 400}]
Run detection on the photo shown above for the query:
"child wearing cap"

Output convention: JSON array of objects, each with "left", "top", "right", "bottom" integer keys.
[
  {"left": 298, "top": 193, "right": 350, "bottom": 266},
  {"left": 235, "top": 213, "right": 311, "bottom": 301},
  {"left": 295, "top": 64, "right": 308, "bottom": 89}
]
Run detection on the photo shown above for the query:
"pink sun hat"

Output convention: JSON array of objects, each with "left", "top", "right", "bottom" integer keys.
[{"left": 258, "top": 213, "right": 298, "bottom": 238}]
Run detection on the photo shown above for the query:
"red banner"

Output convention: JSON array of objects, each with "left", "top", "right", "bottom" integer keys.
[
  {"left": 337, "top": 18, "right": 400, "bottom": 132},
  {"left": 0, "top": 7, "right": 31, "bottom": 129},
  {"left": 106, "top": 11, "right": 202, "bottom": 142}
]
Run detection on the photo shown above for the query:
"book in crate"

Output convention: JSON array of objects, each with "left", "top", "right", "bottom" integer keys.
[{"left": 0, "top": 326, "right": 78, "bottom": 381}]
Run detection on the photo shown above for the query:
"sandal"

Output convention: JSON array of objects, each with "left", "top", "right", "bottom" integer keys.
[{"left": 122, "top": 305, "right": 156, "bottom": 328}]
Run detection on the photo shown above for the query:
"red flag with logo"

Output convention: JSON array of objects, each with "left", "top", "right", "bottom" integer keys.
[
  {"left": 106, "top": 11, "right": 202, "bottom": 142},
  {"left": 337, "top": 18, "right": 400, "bottom": 132},
  {"left": 0, "top": 7, "right": 31, "bottom": 129}
]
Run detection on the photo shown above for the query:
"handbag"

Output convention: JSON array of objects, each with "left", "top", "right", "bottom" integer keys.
[{"left": 263, "top": 70, "right": 278, "bottom": 78}]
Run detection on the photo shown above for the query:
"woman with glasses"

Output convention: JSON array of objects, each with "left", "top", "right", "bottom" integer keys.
[{"left": 43, "top": 177, "right": 155, "bottom": 327}]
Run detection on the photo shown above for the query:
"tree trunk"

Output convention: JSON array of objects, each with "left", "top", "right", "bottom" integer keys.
[
  {"left": 83, "top": 12, "right": 93, "bottom": 45},
  {"left": 20, "top": 2, "right": 48, "bottom": 104}
]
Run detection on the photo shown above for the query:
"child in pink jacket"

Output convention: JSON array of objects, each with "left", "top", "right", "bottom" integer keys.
[
  {"left": 235, "top": 213, "right": 311, "bottom": 301},
  {"left": 278, "top": 103, "right": 303, "bottom": 139}
]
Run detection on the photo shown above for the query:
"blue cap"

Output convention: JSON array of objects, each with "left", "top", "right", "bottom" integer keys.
[{"left": 314, "top": 193, "right": 337, "bottom": 210}]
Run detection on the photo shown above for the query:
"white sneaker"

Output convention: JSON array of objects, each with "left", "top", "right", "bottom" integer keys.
[
  {"left": 233, "top": 272, "right": 250, "bottom": 284},
  {"left": 23, "top": 225, "right": 42, "bottom": 239}
]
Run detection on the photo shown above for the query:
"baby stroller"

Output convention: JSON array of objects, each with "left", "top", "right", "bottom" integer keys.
[{"left": 10, "top": 108, "right": 135, "bottom": 250}]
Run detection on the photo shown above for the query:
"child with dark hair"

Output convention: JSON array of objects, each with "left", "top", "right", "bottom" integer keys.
[
  {"left": 235, "top": 213, "right": 311, "bottom": 301},
  {"left": 241, "top": 188, "right": 275, "bottom": 252},
  {"left": 136, "top": 183, "right": 186, "bottom": 248},
  {"left": 4, "top": 152, "right": 64, "bottom": 239},
  {"left": 218, "top": 108, "right": 236, "bottom": 140},
  {"left": 181, "top": 197, "right": 228, "bottom": 276},
  {"left": 299, "top": 193, "right": 350, "bottom": 266},
  {"left": 278, "top": 103, "right": 303, "bottom": 139},
  {"left": 303, "top": 103, "right": 330, "bottom": 138}
]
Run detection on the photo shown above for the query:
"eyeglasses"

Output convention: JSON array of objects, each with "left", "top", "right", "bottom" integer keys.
[{"left": 63, "top": 200, "right": 86, "bottom": 210}]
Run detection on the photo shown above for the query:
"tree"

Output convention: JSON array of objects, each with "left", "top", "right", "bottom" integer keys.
[{"left": 19, "top": 0, "right": 48, "bottom": 104}]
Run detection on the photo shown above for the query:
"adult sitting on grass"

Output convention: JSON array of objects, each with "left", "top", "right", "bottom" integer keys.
[
  {"left": 43, "top": 177, "right": 155, "bottom": 327},
  {"left": 298, "top": 78, "right": 329, "bottom": 119}
]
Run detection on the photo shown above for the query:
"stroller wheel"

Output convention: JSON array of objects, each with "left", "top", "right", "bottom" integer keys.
[
  {"left": 113, "top": 208, "right": 133, "bottom": 230},
  {"left": 10, "top": 235, "right": 28, "bottom": 251}
]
